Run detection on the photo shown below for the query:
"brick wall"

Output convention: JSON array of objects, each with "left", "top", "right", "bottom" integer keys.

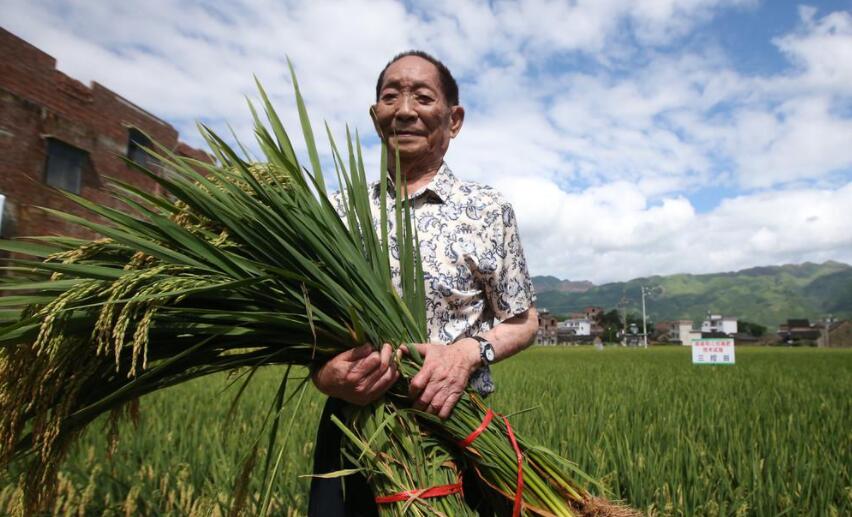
[{"left": 0, "top": 27, "right": 208, "bottom": 242}]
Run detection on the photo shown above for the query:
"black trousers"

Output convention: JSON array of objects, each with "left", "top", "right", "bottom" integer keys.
[
  {"left": 308, "top": 397, "right": 504, "bottom": 516},
  {"left": 308, "top": 397, "right": 378, "bottom": 517}
]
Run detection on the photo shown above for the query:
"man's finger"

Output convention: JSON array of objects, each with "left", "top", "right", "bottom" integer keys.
[
  {"left": 350, "top": 351, "right": 382, "bottom": 378},
  {"left": 438, "top": 391, "right": 462, "bottom": 420},
  {"left": 400, "top": 343, "right": 432, "bottom": 359},
  {"left": 414, "top": 382, "right": 440, "bottom": 412},
  {"left": 346, "top": 343, "right": 374, "bottom": 361},
  {"left": 428, "top": 390, "right": 448, "bottom": 416},
  {"left": 379, "top": 343, "right": 393, "bottom": 370},
  {"left": 370, "top": 364, "right": 400, "bottom": 396},
  {"left": 408, "top": 364, "right": 431, "bottom": 397},
  {"left": 361, "top": 354, "right": 391, "bottom": 382}
]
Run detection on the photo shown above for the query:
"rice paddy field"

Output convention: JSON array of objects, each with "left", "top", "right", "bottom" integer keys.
[{"left": 1, "top": 346, "right": 849, "bottom": 516}]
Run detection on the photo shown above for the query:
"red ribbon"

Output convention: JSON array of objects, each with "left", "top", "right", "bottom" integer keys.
[
  {"left": 376, "top": 409, "right": 524, "bottom": 512},
  {"left": 458, "top": 408, "right": 494, "bottom": 448},
  {"left": 502, "top": 415, "right": 524, "bottom": 517},
  {"left": 374, "top": 481, "right": 463, "bottom": 504},
  {"left": 457, "top": 408, "right": 524, "bottom": 517}
]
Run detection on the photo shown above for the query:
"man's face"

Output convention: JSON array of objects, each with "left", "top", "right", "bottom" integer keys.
[{"left": 372, "top": 56, "right": 464, "bottom": 166}]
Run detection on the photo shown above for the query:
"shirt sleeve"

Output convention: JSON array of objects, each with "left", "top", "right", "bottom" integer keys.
[{"left": 481, "top": 201, "right": 536, "bottom": 321}]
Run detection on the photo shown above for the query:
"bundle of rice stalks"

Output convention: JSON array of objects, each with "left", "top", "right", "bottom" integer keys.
[{"left": 0, "top": 67, "right": 634, "bottom": 516}]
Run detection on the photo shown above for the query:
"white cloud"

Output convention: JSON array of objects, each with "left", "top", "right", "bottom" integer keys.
[
  {"left": 502, "top": 178, "right": 852, "bottom": 282},
  {"left": 726, "top": 97, "right": 852, "bottom": 187},
  {"left": 1, "top": 0, "right": 850, "bottom": 282},
  {"left": 773, "top": 5, "right": 852, "bottom": 96}
]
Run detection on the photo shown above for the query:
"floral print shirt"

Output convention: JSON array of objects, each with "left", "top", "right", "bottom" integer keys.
[{"left": 333, "top": 163, "right": 536, "bottom": 395}]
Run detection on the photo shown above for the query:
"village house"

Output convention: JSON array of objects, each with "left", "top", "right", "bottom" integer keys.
[
  {"left": 565, "top": 306, "right": 604, "bottom": 337},
  {"left": 582, "top": 306, "right": 603, "bottom": 321},
  {"left": 536, "top": 308, "right": 559, "bottom": 345},
  {"left": 777, "top": 319, "right": 821, "bottom": 344},
  {"left": 653, "top": 321, "right": 674, "bottom": 340},
  {"left": 817, "top": 320, "right": 852, "bottom": 348},
  {"left": 701, "top": 312, "right": 738, "bottom": 336},
  {"left": 560, "top": 318, "right": 591, "bottom": 336},
  {"left": 0, "top": 28, "right": 208, "bottom": 244},
  {"left": 677, "top": 320, "right": 700, "bottom": 345},
  {"left": 654, "top": 320, "right": 698, "bottom": 345},
  {"left": 583, "top": 306, "right": 604, "bottom": 335},
  {"left": 557, "top": 317, "right": 593, "bottom": 344}
]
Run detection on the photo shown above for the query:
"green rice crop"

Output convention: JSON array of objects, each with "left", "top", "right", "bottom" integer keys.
[
  {"left": 490, "top": 347, "right": 851, "bottom": 516},
  {"left": 1, "top": 346, "right": 849, "bottom": 516}
]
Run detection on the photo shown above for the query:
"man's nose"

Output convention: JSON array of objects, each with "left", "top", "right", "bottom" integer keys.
[{"left": 395, "top": 93, "right": 417, "bottom": 120}]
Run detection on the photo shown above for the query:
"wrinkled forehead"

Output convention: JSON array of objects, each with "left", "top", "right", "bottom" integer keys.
[{"left": 379, "top": 56, "right": 442, "bottom": 92}]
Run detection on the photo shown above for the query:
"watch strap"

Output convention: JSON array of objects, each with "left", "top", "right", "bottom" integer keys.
[{"left": 470, "top": 335, "right": 495, "bottom": 365}]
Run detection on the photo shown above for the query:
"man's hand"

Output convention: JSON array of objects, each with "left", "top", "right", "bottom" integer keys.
[
  {"left": 311, "top": 343, "right": 399, "bottom": 406},
  {"left": 408, "top": 339, "right": 480, "bottom": 420}
]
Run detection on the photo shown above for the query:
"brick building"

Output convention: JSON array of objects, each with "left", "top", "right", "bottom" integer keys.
[
  {"left": 777, "top": 319, "right": 821, "bottom": 344},
  {"left": 0, "top": 28, "right": 208, "bottom": 242},
  {"left": 817, "top": 320, "right": 852, "bottom": 348},
  {"left": 536, "top": 308, "right": 559, "bottom": 345}
]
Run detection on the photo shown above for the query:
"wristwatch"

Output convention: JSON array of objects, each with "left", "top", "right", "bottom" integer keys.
[{"left": 471, "top": 336, "right": 496, "bottom": 366}]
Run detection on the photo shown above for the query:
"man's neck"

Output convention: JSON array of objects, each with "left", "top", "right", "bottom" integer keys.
[{"left": 391, "top": 160, "right": 443, "bottom": 195}]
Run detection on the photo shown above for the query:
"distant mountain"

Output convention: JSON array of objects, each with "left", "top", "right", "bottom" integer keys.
[
  {"left": 532, "top": 276, "right": 595, "bottom": 293},
  {"left": 532, "top": 261, "right": 852, "bottom": 328}
]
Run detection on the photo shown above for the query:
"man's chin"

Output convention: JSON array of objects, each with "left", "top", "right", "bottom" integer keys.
[{"left": 387, "top": 144, "right": 424, "bottom": 160}]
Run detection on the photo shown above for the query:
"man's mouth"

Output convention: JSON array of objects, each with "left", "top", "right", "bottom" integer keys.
[{"left": 392, "top": 130, "right": 422, "bottom": 137}]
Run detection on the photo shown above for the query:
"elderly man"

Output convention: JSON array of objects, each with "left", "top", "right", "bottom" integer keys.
[{"left": 309, "top": 50, "right": 538, "bottom": 516}]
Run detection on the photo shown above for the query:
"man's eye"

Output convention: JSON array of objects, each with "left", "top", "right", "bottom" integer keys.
[
  {"left": 417, "top": 95, "right": 434, "bottom": 103},
  {"left": 381, "top": 93, "right": 398, "bottom": 102}
]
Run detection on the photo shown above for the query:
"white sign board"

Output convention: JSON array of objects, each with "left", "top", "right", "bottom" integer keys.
[
  {"left": 691, "top": 338, "right": 735, "bottom": 364},
  {"left": 0, "top": 193, "right": 5, "bottom": 236}
]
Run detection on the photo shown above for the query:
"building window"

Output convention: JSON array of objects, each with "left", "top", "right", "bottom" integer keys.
[
  {"left": 44, "top": 138, "right": 87, "bottom": 194},
  {"left": 127, "top": 127, "right": 157, "bottom": 168}
]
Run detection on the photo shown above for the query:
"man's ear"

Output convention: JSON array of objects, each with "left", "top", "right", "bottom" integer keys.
[
  {"left": 449, "top": 105, "right": 465, "bottom": 138},
  {"left": 369, "top": 105, "right": 384, "bottom": 140}
]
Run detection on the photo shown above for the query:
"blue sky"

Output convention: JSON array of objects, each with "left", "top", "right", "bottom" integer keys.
[{"left": 2, "top": 0, "right": 851, "bottom": 282}]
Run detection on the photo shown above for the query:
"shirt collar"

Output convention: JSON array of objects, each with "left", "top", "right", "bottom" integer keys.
[
  {"left": 426, "top": 163, "right": 457, "bottom": 203},
  {"left": 375, "top": 162, "right": 458, "bottom": 203}
]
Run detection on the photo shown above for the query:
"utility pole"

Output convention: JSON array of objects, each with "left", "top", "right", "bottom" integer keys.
[{"left": 641, "top": 286, "right": 649, "bottom": 348}]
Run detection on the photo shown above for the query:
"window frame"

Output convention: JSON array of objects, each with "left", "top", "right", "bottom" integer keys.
[
  {"left": 127, "top": 127, "right": 155, "bottom": 168},
  {"left": 43, "top": 138, "right": 87, "bottom": 194}
]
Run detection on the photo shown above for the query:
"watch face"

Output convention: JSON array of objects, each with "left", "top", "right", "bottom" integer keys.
[{"left": 484, "top": 346, "right": 495, "bottom": 362}]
